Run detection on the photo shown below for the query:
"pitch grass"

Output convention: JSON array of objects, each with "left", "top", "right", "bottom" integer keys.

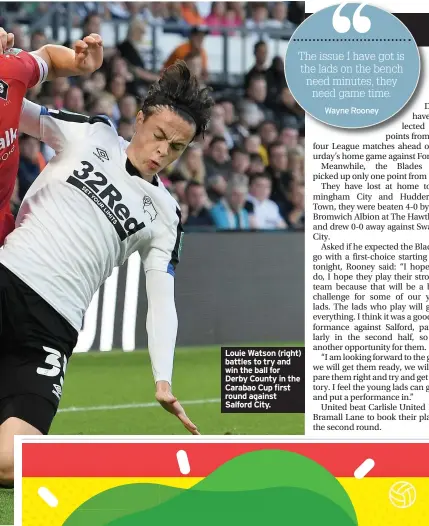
[
  {"left": 0, "top": 488, "right": 13, "bottom": 525},
  {"left": 52, "top": 343, "right": 305, "bottom": 436}
]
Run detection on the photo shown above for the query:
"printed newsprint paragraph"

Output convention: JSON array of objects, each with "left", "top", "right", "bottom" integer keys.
[{"left": 306, "top": 49, "right": 429, "bottom": 439}]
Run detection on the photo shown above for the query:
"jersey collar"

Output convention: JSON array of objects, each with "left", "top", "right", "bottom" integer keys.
[{"left": 125, "top": 158, "right": 159, "bottom": 186}]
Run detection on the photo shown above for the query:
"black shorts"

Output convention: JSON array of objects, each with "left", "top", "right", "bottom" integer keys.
[{"left": 0, "top": 264, "right": 78, "bottom": 434}]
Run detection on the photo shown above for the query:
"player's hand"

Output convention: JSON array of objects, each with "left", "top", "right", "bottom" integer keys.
[
  {"left": 0, "top": 28, "right": 14, "bottom": 54},
  {"left": 73, "top": 33, "right": 103, "bottom": 74},
  {"left": 156, "top": 381, "right": 200, "bottom": 435}
]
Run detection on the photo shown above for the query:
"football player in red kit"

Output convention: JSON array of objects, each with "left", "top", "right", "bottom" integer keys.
[{"left": 0, "top": 28, "right": 103, "bottom": 244}]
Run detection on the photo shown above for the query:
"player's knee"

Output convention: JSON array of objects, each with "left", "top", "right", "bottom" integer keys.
[
  {"left": 0, "top": 457, "right": 14, "bottom": 487},
  {"left": 0, "top": 422, "right": 15, "bottom": 487}
]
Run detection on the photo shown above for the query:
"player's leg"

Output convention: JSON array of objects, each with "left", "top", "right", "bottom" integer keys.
[
  {"left": 0, "top": 415, "right": 42, "bottom": 487},
  {"left": 0, "top": 343, "right": 71, "bottom": 487},
  {"left": 0, "top": 391, "right": 61, "bottom": 487},
  {"left": 0, "top": 264, "right": 78, "bottom": 486}
]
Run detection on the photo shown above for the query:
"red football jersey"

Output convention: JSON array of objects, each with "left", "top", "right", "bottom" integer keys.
[{"left": 0, "top": 48, "right": 47, "bottom": 244}]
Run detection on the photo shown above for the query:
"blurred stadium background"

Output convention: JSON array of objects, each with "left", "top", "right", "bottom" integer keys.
[{"left": 0, "top": 1, "right": 305, "bottom": 438}]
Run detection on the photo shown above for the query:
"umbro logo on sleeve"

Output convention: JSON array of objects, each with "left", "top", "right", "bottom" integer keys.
[{"left": 94, "top": 148, "right": 109, "bottom": 162}]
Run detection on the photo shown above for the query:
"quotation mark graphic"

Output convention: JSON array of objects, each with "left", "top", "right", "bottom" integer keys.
[
  {"left": 333, "top": 2, "right": 371, "bottom": 33},
  {"left": 285, "top": 2, "right": 420, "bottom": 128}
]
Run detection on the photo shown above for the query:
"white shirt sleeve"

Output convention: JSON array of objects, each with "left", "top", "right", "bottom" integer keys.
[
  {"left": 271, "top": 200, "right": 287, "bottom": 227},
  {"left": 269, "top": 201, "right": 279, "bottom": 218},
  {"left": 141, "top": 211, "right": 183, "bottom": 276},
  {"left": 145, "top": 269, "right": 178, "bottom": 384},
  {"left": 140, "top": 209, "right": 183, "bottom": 384},
  {"left": 20, "top": 98, "right": 110, "bottom": 154}
]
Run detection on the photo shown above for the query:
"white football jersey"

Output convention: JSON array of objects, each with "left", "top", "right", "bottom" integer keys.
[{"left": 0, "top": 99, "right": 184, "bottom": 335}]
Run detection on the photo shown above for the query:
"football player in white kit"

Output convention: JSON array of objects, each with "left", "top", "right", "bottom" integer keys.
[{"left": 0, "top": 61, "right": 214, "bottom": 486}]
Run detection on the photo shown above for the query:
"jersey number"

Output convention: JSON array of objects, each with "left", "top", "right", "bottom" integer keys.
[
  {"left": 73, "top": 160, "right": 108, "bottom": 191},
  {"left": 36, "top": 346, "right": 68, "bottom": 401}
]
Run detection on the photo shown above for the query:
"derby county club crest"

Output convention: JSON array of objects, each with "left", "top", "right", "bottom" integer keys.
[{"left": 142, "top": 196, "right": 158, "bottom": 222}]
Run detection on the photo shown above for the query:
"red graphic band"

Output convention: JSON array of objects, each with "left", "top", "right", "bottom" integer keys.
[{"left": 22, "top": 442, "right": 429, "bottom": 478}]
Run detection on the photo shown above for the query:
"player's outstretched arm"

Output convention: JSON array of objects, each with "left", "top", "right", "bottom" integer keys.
[
  {"left": 145, "top": 268, "right": 200, "bottom": 435},
  {"left": 0, "top": 27, "right": 102, "bottom": 82},
  {"left": 31, "top": 34, "right": 103, "bottom": 81}
]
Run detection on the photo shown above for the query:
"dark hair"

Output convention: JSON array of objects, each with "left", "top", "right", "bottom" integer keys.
[
  {"left": 141, "top": 61, "right": 214, "bottom": 138},
  {"left": 252, "top": 2, "right": 268, "bottom": 10},
  {"left": 254, "top": 40, "right": 266, "bottom": 54},
  {"left": 258, "top": 120, "right": 278, "bottom": 131},
  {"left": 250, "top": 172, "right": 271, "bottom": 184},
  {"left": 281, "top": 117, "right": 299, "bottom": 130},
  {"left": 270, "top": 56, "right": 284, "bottom": 70},
  {"left": 249, "top": 153, "right": 263, "bottom": 163},
  {"left": 185, "top": 180, "right": 203, "bottom": 193},
  {"left": 231, "top": 146, "right": 249, "bottom": 157},
  {"left": 169, "top": 171, "right": 188, "bottom": 183},
  {"left": 209, "top": 136, "right": 227, "bottom": 148}
]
